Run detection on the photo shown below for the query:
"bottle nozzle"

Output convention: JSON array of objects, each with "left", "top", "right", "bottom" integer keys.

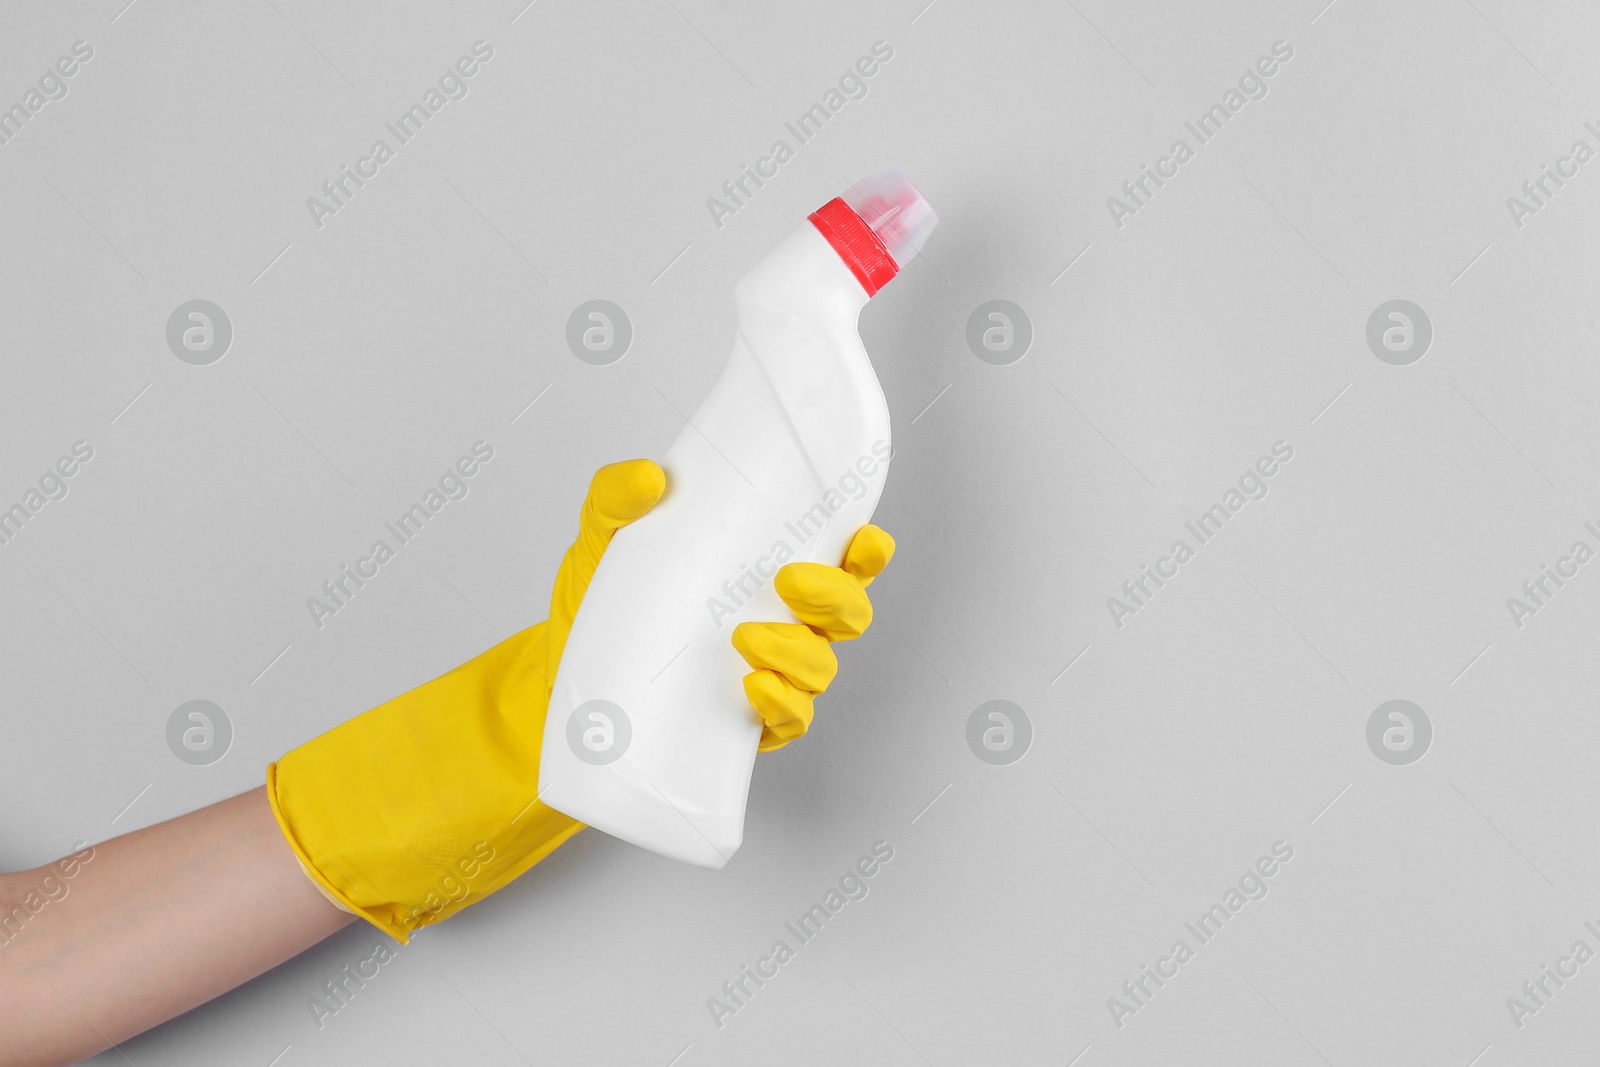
[
  {"left": 841, "top": 169, "right": 938, "bottom": 270},
  {"left": 809, "top": 169, "right": 938, "bottom": 296}
]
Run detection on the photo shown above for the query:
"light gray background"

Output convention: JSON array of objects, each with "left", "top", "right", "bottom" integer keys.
[{"left": 1, "top": 0, "right": 1596, "bottom": 1063}]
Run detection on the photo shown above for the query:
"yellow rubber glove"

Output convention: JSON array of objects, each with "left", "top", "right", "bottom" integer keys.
[
  {"left": 268, "top": 460, "right": 894, "bottom": 941},
  {"left": 735, "top": 524, "right": 896, "bottom": 751}
]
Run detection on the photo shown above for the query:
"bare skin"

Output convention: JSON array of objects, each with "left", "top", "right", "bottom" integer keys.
[{"left": 0, "top": 790, "right": 353, "bottom": 1067}]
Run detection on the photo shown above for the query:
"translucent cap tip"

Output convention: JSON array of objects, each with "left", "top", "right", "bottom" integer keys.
[{"left": 841, "top": 169, "right": 938, "bottom": 269}]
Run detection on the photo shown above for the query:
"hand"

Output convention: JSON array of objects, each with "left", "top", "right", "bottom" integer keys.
[
  {"left": 269, "top": 460, "right": 891, "bottom": 943},
  {"left": 552, "top": 465, "right": 896, "bottom": 754},
  {"left": 268, "top": 459, "right": 665, "bottom": 942},
  {"left": 734, "top": 524, "right": 896, "bottom": 751}
]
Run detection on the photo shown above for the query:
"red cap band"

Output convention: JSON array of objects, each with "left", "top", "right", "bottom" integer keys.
[{"left": 808, "top": 197, "right": 898, "bottom": 297}]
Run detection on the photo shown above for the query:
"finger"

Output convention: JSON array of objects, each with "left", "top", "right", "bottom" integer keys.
[
  {"left": 774, "top": 562, "right": 872, "bottom": 641},
  {"left": 575, "top": 459, "right": 666, "bottom": 574},
  {"left": 744, "top": 669, "right": 814, "bottom": 752},
  {"left": 732, "top": 622, "right": 838, "bottom": 693},
  {"left": 842, "top": 524, "right": 895, "bottom": 587},
  {"left": 547, "top": 460, "right": 666, "bottom": 671},
  {"left": 555, "top": 459, "right": 664, "bottom": 602}
]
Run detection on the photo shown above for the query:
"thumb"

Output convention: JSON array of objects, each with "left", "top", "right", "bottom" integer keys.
[{"left": 545, "top": 460, "right": 665, "bottom": 675}]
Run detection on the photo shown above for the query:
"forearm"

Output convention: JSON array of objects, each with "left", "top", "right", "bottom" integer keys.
[{"left": 0, "top": 789, "right": 353, "bottom": 1067}]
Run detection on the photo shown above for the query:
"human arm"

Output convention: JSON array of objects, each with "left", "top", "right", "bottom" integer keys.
[
  {"left": 0, "top": 459, "right": 894, "bottom": 1064},
  {"left": 0, "top": 789, "right": 353, "bottom": 1067}
]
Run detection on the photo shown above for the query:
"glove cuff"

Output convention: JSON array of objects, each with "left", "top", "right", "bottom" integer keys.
[{"left": 265, "top": 622, "right": 584, "bottom": 944}]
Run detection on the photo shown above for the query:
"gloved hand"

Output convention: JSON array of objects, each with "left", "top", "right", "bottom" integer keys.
[
  {"left": 268, "top": 459, "right": 893, "bottom": 941},
  {"left": 735, "top": 523, "right": 895, "bottom": 751}
]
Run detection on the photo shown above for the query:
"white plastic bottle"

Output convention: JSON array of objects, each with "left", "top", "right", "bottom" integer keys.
[{"left": 539, "top": 170, "right": 937, "bottom": 867}]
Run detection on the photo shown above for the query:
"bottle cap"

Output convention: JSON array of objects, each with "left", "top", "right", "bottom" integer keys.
[
  {"left": 842, "top": 169, "right": 937, "bottom": 270},
  {"left": 809, "top": 169, "right": 938, "bottom": 296}
]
